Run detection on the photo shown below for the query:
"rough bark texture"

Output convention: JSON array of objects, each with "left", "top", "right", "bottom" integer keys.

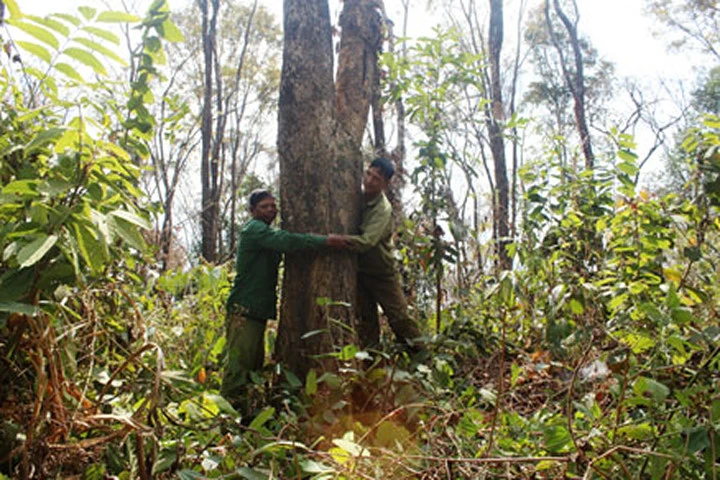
[
  {"left": 200, "top": 0, "right": 220, "bottom": 262},
  {"left": 275, "top": 0, "right": 363, "bottom": 377},
  {"left": 487, "top": 0, "right": 511, "bottom": 270}
]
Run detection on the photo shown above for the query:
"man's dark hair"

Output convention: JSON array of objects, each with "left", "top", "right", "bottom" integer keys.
[
  {"left": 370, "top": 157, "right": 395, "bottom": 180},
  {"left": 248, "top": 189, "right": 274, "bottom": 209}
]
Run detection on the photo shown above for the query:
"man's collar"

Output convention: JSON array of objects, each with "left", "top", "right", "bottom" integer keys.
[{"left": 365, "top": 191, "right": 385, "bottom": 207}]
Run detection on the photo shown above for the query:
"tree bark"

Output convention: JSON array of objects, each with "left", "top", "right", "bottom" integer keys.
[
  {"left": 275, "top": 0, "right": 366, "bottom": 378},
  {"left": 487, "top": 0, "right": 511, "bottom": 270},
  {"left": 200, "top": 0, "right": 220, "bottom": 262}
]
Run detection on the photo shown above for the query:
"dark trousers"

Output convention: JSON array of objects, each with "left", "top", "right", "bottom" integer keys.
[
  {"left": 220, "top": 310, "right": 266, "bottom": 408},
  {"left": 357, "top": 271, "right": 422, "bottom": 349}
]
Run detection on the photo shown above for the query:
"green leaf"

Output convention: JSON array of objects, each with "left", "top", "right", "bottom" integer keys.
[
  {"left": 0, "top": 302, "right": 38, "bottom": 316},
  {"left": 53, "top": 13, "right": 81, "bottom": 27},
  {"left": 63, "top": 47, "right": 107, "bottom": 76},
  {"left": 10, "top": 20, "right": 59, "bottom": 49},
  {"left": 27, "top": 15, "right": 70, "bottom": 36},
  {"left": 159, "top": 19, "right": 184, "bottom": 42},
  {"left": 108, "top": 209, "right": 151, "bottom": 230},
  {"left": 616, "top": 423, "right": 654, "bottom": 440},
  {"left": 16, "top": 41, "right": 52, "bottom": 63},
  {"left": 72, "top": 37, "right": 127, "bottom": 65},
  {"left": 543, "top": 425, "right": 571, "bottom": 453},
  {"left": 176, "top": 471, "right": 204, "bottom": 480},
  {"left": 72, "top": 222, "right": 107, "bottom": 273},
  {"left": 96, "top": 11, "right": 141, "bottom": 23},
  {"left": 3, "top": 0, "right": 21, "bottom": 20},
  {"left": 17, "top": 234, "right": 58, "bottom": 268},
  {"left": 204, "top": 393, "right": 237, "bottom": 415},
  {"left": 77, "top": 6, "right": 97, "bottom": 20},
  {"left": 108, "top": 216, "right": 147, "bottom": 251},
  {"left": 54, "top": 62, "right": 85, "bottom": 82},
  {"left": 2, "top": 180, "right": 40, "bottom": 197},
  {"left": 305, "top": 369, "right": 318, "bottom": 396},
  {"left": 151, "top": 448, "right": 176, "bottom": 475},
  {"left": 235, "top": 467, "right": 269, "bottom": 480},
  {"left": 81, "top": 26, "right": 120, "bottom": 44},
  {"left": 633, "top": 377, "right": 670, "bottom": 403},
  {"left": 248, "top": 407, "right": 275, "bottom": 430}
]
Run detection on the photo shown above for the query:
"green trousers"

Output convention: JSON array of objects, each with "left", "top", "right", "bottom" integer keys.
[
  {"left": 220, "top": 309, "right": 266, "bottom": 408},
  {"left": 357, "top": 271, "right": 422, "bottom": 349}
]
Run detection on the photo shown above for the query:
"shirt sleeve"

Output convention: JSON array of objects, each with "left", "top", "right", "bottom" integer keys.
[
  {"left": 346, "top": 202, "right": 391, "bottom": 253},
  {"left": 249, "top": 223, "right": 327, "bottom": 252}
]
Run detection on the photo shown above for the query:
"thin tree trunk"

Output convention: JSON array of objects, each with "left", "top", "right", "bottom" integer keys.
[
  {"left": 200, "top": 0, "right": 219, "bottom": 262},
  {"left": 546, "top": 0, "right": 594, "bottom": 170},
  {"left": 487, "top": 0, "right": 510, "bottom": 270}
]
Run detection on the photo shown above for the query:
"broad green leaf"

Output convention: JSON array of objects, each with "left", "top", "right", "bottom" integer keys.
[
  {"left": 81, "top": 26, "right": 120, "bottom": 44},
  {"left": 96, "top": 11, "right": 141, "bottom": 23},
  {"left": 3, "top": 180, "right": 40, "bottom": 197},
  {"left": 3, "top": 0, "right": 21, "bottom": 20},
  {"left": 17, "top": 234, "right": 58, "bottom": 268},
  {"left": 10, "top": 20, "right": 59, "bottom": 49},
  {"left": 332, "top": 438, "right": 369, "bottom": 457},
  {"left": 543, "top": 425, "right": 571, "bottom": 453},
  {"left": 0, "top": 302, "right": 38, "bottom": 316},
  {"left": 63, "top": 47, "right": 107, "bottom": 76},
  {"left": 72, "top": 37, "right": 127, "bottom": 65},
  {"left": 248, "top": 407, "right": 275, "bottom": 430},
  {"left": 25, "top": 127, "right": 65, "bottom": 154},
  {"left": 159, "top": 19, "right": 184, "bottom": 42},
  {"left": 16, "top": 41, "right": 52, "bottom": 63},
  {"left": 27, "top": 15, "right": 70, "bottom": 36},
  {"left": 109, "top": 210, "right": 151, "bottom": 230},
  {"left": 151, "top": 448, "right": 176, "bottom": 475},
  {"left": 54, "top": 62, "right": 85, "bottom": 82},
  {"left": 633, "top": 377, "right": 670, "bottom": 403},
  {"left": 72, "top": 222, "right": 107, "bottom": 273},
  {"left": 300, "top": 460, "right": 334, "bottom": 475},
  {"left": 204, "top": 393, "right": 237, "bottom": 415}
]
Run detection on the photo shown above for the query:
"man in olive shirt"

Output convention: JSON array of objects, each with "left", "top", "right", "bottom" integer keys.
[
  {"left": 345, "top": 157, "right": 423, "bottom": 352},
  {"left": 222, "top": 189, "right": 346, "bottom": 409}
]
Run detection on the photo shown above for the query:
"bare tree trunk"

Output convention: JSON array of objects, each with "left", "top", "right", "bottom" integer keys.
[
  {"left": 546, "top": 0, "right": 594, "bottom": 170},
  {"left": 200, "top": 0, "right": 220, "bottom": 262},
  {"left": 487, "top": 0, "right": 510, "bottom": 270},
  {"left": 275, "top": 0, "right": 364, "bottom": 378}
]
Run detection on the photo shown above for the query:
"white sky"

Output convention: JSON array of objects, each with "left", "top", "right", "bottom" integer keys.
[{"left": 18, "top": 0, "right": 697, "bottom": 83}]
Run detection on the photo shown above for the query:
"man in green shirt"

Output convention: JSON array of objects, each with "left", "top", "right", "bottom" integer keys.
[
  {"left": 345, "top": 157, "right": 423, "bottom": 353},
  {"left": 221, "top": 189, "right": 346, "bottom": 409}
]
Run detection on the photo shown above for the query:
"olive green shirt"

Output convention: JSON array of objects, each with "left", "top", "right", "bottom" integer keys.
[
  {"left": 226, "top": 218, "right": 327, "bottom": 319},
  {"left": 347, "top": 192, "right": 397, "bottom": 276}
]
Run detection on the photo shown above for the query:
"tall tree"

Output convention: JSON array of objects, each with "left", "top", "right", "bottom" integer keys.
[
  {"left": 487, "top": 0, "right": 511, "bottom": 269},
  {"left": 200, "top": 0, "right": 221, "bottom": 262},
  {"left": 275, "top": 0, "right": 380, "bottom": 376}
]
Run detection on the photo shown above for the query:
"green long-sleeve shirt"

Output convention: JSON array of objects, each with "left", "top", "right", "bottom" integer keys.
[
  {"left": 347, "top": 192, "right": 397, "bottom": 275},
  {"left": 226, "top": 218, "right": 327, "bottom": 319}
]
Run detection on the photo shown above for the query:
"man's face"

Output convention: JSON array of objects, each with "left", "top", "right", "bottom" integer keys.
[
  {"left": 362, "top": 166, "right": 389, "bottom": 198},
  {"left": 251, "top": 196, "right": 278, "bottom": 224}
]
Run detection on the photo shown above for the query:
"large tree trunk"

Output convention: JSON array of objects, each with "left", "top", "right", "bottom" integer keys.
[
  {"left": 275, "top": 0, "right": 370, "bottom": 378},
  {"left": 487, "top": 0, "right": 511, "bottom": 270}
]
